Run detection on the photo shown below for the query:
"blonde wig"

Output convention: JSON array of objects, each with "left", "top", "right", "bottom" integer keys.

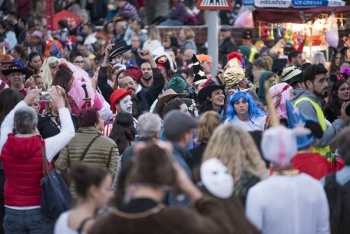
[
  {"left": 203, "top": 123, "right": 267, "bottom": 182},
  {"left": 39, "top": 57, "right": 59, "bottom": 90}
]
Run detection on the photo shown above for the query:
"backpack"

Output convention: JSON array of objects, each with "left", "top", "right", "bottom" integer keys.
[{"left": 324, "top": 173, "right": 350, "bottom": 234}]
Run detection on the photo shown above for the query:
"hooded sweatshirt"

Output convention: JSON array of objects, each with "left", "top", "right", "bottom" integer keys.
[{"left": 290, "top": 89, "right": 346, "bottom": 147}]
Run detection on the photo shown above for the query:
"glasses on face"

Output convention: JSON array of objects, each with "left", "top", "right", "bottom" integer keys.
[{"left": 267, "top": 79, "right": 276, "bottom": 85}]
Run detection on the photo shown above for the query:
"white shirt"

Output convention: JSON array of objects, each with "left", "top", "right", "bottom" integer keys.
[
  {"left": 246, "top": 174, "right": 330, "bottom": 234},
  {"left": 55, "top": 211, "right": 85, "bottom": 234},
  {"left": 226, "top": 115, "right": 266, "bottom": 131}
]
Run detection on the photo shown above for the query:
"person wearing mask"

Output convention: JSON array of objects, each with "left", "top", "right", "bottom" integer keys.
[
  {"left": 89, "top": 143, "right": 234, "bottom": 234},
  {"left": 98, "top": 44, "right": 164, "bottom": 119},
  {"left": 246, "top": 125, "right": 329, "bottom": 234}
]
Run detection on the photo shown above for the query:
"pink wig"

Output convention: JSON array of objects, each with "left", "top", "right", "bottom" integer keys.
[{"left": 269, "top": 82, "right": 293, "bottom": 119}]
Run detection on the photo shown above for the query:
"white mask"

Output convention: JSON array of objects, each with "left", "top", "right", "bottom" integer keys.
[
  {"left": 119, "top": 95, "right": 133, "bottom": 113},
  {"left": 200, "top": 158, "right": 234, "bottom": 199}
]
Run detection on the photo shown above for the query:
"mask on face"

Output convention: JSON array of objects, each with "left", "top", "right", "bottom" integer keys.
[
  {"left": 199, "top": 158, "right": 234, "bottom": 199},
  {"left": 119, "top": 95, "right": 133, "bottom": 113}
]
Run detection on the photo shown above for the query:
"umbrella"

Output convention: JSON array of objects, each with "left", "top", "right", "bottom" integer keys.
[{"left": 52, "top": 10, "right": 80, "bottom": 31}]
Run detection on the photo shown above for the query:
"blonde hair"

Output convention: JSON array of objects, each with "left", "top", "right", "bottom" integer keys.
[
  {"left": 147, "top": 25, "right": 161, "bottom": 41},
  {"left": 181, "top": 27, "right": 195, "bottom": 39},
  {"left": 203, "top": 124, "right": 267, "bottom": 182},
  {"left": 195, "top": 111, "right": 221, "bottom": 144},
  {"left": 39, "top": 57, "right": 59, "bottom": 90}
]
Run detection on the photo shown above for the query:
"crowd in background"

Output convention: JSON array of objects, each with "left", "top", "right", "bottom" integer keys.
[{"left": 0, "top": 0, "right": 349, "bottom": 234}]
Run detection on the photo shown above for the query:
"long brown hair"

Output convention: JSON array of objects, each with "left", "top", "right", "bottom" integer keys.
[
  {"left": 195, "top": 111, "right": 221, "bottom": 144},
  {"left": 203, "top": 124, "right": 267, "bottom": 182}
]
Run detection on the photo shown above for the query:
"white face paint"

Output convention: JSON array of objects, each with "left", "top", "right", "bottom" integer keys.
[
  {"left": 119, "top": 95, "right": 133, "bottom": 113},
  {"left": 200, "top": 158, "right": 234, "bottom": 199}
]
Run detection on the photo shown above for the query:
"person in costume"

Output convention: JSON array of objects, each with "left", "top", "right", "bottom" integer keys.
[
  {"left": 154, "top": 51, "right": 177, "bottom": 87},
  {"left": 196, "top": 158, "right": 260, "bottom": 234},
  {"left": 203, "top": 123, "right": 267, "bottom": 205},
  {"left": 226, "top": 91, "right": 266, "bottom": 131},
  {"left": 246, "top": 125, "right": 330, "bottom": 234},
  {"left": 285, "top": 101, "right": 341, "bottom": 180},
  {"left": 197, "top": 79, "right": 227, "bottom": 122},
  {"left": 191, "top": 54, "right": 208, "bottom": 93},
  {"left": 257, "top": 71, "right": 276, "bottom": 106},
  {"left": 89, "top": 143, "right": 234, "bottom": 234},
  {"left": 278, "top": 65, "right": 304, "bottom": 89},
  {"left": 2, "top": 64, "right": 28, "bottom": 97},
  {"left": 323, "top": 72, "right": 350, "bottom": 123}
]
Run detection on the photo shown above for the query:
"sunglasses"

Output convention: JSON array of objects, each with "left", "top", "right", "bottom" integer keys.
[{"left": 49, "top": 62, "right": 58, "bottom": 69}]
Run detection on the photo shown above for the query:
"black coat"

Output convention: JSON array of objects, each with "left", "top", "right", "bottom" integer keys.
[
  {"left": 219, "top": 37, "right": 237, "bottom": 62},
  {"left": 189, "top": 143, "right": 207, "bottom": 170},
  {"left": 38, "top": 113, "right": 79, "bottom": 139}
]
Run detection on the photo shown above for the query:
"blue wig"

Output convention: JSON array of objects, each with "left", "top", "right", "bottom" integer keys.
[{"left": 227, "top": 91, "right": 265, "bottom": 122}]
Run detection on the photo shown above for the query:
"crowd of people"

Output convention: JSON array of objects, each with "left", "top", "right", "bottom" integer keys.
[{"left": 0, "top": 0, "right": 349, "bottom": 234}]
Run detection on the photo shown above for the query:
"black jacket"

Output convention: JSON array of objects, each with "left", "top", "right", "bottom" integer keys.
[
  {"left": 38, "top": 113, "right": 79, "bottom": 139},
  {"left": 98, "top": 66, "right": 164, "bottom": 118},
  {"left": 219, "top": 37, "right": 237, "bottom": 62}
]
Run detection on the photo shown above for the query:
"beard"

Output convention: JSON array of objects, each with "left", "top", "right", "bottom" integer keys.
[
  {"left": 314, "top": 89, "right": 328, "bottom": 99},
  {"left": 142, "top": 76, "right": 152, "bottom": 81}
]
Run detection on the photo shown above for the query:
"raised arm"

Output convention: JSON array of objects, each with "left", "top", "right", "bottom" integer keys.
[{"left": 98, "top": 44, "right": 115, "bottom": 103}]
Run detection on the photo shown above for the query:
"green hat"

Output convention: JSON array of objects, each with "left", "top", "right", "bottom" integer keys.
[{"left": 166, "top": 75, "right": 187, "bottom": 94}]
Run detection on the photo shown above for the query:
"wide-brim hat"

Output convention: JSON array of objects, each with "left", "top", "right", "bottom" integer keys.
[
  {"left": 109, "top": 40, "right": 132, "bottom": 61},
  {"left": 0, "top": 54, "right": 14, "bottom": 65},
  {"left": 110, "top": 88, "right": 133, "bottom": 112},
  {"left": 198, "top": 80, "right": 225, "bottom": 105},
  {"left": 2, "top": 64, "right": 27, "bottom": 76},
  {"left": 286, "top": 100, "right": 323, "bottom": 149},
  {"left": 156, "top": 89, "right": 188, "bottom": 115}
]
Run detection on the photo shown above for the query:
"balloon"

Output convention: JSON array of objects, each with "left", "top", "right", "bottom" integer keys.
[
  {"left": 326, "top": 30, "right": 339, "bottom": 48},
  {"left": 234, "top": 10, "right": 254, "bottom": 28}
]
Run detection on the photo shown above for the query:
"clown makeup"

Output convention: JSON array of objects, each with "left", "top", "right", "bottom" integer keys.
[
  {"left": 119, "top": 95, "right": 133, "bottom": 113},
  {"left": 200, "top": 158, "right": 234, "bottom": 199}
]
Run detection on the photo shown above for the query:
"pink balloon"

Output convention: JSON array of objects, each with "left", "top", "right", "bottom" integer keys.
[
  {"left": 234, "top": 11, "right": 254, "bottom": 28},
  {"left": 326, "top": 30, "right": 339, "bottom": 48}
]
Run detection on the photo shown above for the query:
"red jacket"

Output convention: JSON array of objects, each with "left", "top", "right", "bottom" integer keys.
[
  {"left": 1, "top": 134, "right": 47, "bottom": 207},
  {"left": 291, "top": 153, "right": 337, "bottom": 180}
]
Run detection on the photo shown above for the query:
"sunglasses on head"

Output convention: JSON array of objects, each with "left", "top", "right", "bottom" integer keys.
[{"left": 49, "top": 62, "right": 58, "bottom": 69}]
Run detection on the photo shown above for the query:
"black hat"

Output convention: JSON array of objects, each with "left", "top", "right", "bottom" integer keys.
[
  {"left": 109, "top": 40, "right": 132, "bottom": 61},
  {"left": 197, "top": 79, "right": 225, "bottom": 105},
  {"left": 241, "top": 30, "right": 252, "bottom": 40},
  {"left": 191, "top": 54, "right": 207, "bottom": 86},
  {"left": 2, "top": 64, "right": 28, "bottom": 76}
]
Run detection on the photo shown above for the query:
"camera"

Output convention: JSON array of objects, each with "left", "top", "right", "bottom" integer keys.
[{"left": 39, "top": 89, "right": 52, "bottom": 102}]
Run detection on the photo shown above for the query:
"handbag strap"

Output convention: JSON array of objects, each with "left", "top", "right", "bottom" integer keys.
[
  {"left": 41, "top": 143, "right": 49, "bottom": 176},
  {"left": 80, "top": 134, "right": 101, "bottom": 161}
]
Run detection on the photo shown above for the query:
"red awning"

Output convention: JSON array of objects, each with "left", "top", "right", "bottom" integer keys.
[{"left": 253, "top": 6, "right": 350, "bottom": 23}]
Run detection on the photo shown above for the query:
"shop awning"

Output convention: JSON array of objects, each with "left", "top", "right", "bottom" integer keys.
[{"left": 253, "top": 6, "right": 350, "bottom": 23}]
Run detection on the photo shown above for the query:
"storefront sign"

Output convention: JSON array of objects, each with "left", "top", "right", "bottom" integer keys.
[
  {"left": 292, "top": 0, "right": 328, "bottom": 7},
  {"left": 328, "top": 0, "right": 345, "bottom": 6},
  {"left": 243, "top": 0, "right": 255, "bottom": 6},
  {"left": 255, "top": 0, "right": 291, "bottom": 8}
]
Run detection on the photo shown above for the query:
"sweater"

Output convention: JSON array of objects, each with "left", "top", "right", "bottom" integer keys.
[
  {"left": 88, "top": 196, "right": 234, "bottom": 234},
  {"left": 55, "top": 126, "right": 119, "bottom": 197}
]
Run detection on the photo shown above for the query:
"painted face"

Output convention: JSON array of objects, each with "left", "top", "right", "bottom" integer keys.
[
  {"left": 234, "top": 98, "right": 249, "bottom": 115},
  {"left": 210, "top": 89, "right": 225, "bottom": 109},
  {"left": 200, "top": 158, "right": 234, "bottom": 199},
  {"left": 119, "top": 95, "right": 133, "bottom": 113},
  {"left": 338, "top": 82, "right": 350, "bottom": 101}
]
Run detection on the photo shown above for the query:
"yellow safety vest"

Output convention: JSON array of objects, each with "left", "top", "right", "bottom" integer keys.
[{"left": 294, "top": 97, "right": 330, "bottom": 156}]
